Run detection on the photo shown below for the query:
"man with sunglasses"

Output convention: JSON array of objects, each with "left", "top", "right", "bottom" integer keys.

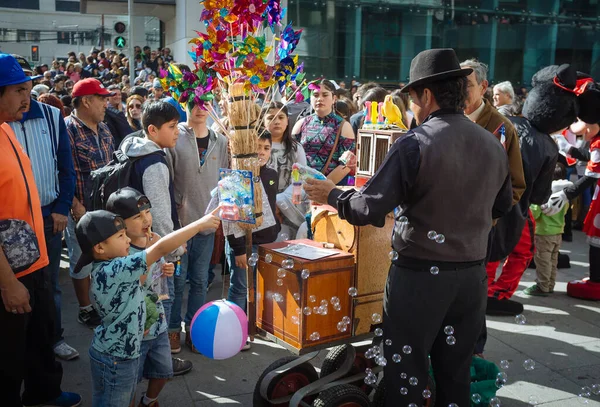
[{"left": 64, "top": 78, "right": 115, "bottom": 329}]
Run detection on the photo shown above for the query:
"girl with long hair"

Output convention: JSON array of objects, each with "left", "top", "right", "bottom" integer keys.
[
  {"left": 262, "top": 102, "right": 307, "bottom": 193},
  {"left": 125, "top": 95, "right": 144, "bottom": 132},
  {"left": 292, "top": 79, "right": 356, "bottom": 185}
]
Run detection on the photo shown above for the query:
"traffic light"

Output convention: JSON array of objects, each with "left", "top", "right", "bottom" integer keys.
[
  {"left": 113, "top": 21, "right": 127, "bottom": 49},
  {"left": 115, "top": 36, "right": 126, "bottom": 49},
  {"left": 31, "top": 45, "right": 39, "bottom": 61}
]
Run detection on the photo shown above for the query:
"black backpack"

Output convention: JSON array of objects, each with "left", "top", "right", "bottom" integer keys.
[{"left": 84, "top": 150, "right": 152, "bottom": 211}]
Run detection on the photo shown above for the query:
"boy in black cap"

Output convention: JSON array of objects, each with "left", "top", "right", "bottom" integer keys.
[
  {"left": 106, "top": 187, "right": 192, "bottom": 406},
  {"left": 76, "top": 206, "right": 220, "bottom": 407}
]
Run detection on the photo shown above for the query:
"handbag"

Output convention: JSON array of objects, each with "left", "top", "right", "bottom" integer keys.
[{"left": 0, "top": 136, "right": 41, "bottom": 273}]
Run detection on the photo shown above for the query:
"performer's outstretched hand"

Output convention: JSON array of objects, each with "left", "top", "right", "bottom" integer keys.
[
  {"left": 304, "top": 178, "right": 337, "bottom": 205},
  {"left": 542, "top": 190, "right": 568, "bottom": 216}
]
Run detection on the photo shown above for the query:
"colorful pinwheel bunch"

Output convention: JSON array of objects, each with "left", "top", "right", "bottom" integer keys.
[{"left": 160, "top": 0, "right": 306, "bottom": 111}]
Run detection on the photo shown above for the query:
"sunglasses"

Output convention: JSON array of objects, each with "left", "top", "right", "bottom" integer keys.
[{"left": 129, "top": 104, "right": 142, "bottom": 109}]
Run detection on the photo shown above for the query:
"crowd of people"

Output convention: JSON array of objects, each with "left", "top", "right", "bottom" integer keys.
[{"left": 1, "top": 44, "right": 599, "bottom": 407}]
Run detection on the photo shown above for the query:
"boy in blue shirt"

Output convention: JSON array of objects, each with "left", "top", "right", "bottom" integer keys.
[
  {"left": 106, "top": 187, "right": 189, "bottom": 406},
  {"left": 74, "top": 205, "right": 220, "bottom": 407}
]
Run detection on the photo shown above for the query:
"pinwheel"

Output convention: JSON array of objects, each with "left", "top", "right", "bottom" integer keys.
[
  {"left": 264, "top": 0, "right": 285, "bottom": 32},
  {"left": 233, "top": 34, "right": 272, "bottom": 68},
  {"left": 277, "top": 22, "right": 303, "bottom": 60},
  {"left": 231, "top": 0, "right": 269, "bottom": 34}
]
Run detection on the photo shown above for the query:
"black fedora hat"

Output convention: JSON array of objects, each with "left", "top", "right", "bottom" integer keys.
[{"left": 401, "top": 48, "right": 472, "bottom": 93}]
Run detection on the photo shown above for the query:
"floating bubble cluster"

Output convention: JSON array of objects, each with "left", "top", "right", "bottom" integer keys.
[
  {"left": 291, "top": 315, "right": 299, "bottom": 325},
  {"left": 489, "top": 396, "right": 501, "bottom": 407},
  {"left": 375, "top": 355, "right": 387, "bottom": 366},
  {"left": 427, "top": 230, "right": 437, "bottom": 240},
  {"left": 309, "top": 331, "right": 320, "bottom": 341},
  {"left": 248, "top": 256, "right": 258, "bottom": 267},
  {"left": 309, "top": 295, "right": 316, "bottom": 303},
  {"left": 272, "top": 293, "right": 284, "bottom": 302},
  {"left": 435, "top": 234, "right": 445, "bottom": 244},
  {"left": 364, "top": 371, "right": 377, "bottom": 385},
  {"left": 265, "top": 253, "right": 273, "bottom": 263},
  {"left": 333, "top": 303, "right": 342, "bottom": 311},
  {"left": 282, "top": 258, "right": 294, "bottom": 269},
  {"left": 591, "top": 384, "right": 600, "bottom": 395},
  {"left": 303, "top": 307, "right": 312, "bottom": 315},
  {"left": 277, "top": 268, "right": 287, "bottom": 278},
  {"left": 515, "top": 314, "right": 527, "bottom": 325},
  {"left": 336, "top": 321, "right": 347, "bottom": 332}
]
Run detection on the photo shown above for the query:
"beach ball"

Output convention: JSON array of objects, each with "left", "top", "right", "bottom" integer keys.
[{"left": 190, "top": 299, "right": 248, "bottom": 360}]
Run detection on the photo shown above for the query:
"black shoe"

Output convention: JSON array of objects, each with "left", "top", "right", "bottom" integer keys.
[
  {"left": 172, "top": 357, "right": 193, "bottom": 376},
  {"left": 77, "top": 308, "right": 101, "bottom": 328},
  {"left": 562, "top": 234, "right": 573, "bottom": 242},
  {"left": 486, "top": 297, "right": 524, "bottom": 316}
]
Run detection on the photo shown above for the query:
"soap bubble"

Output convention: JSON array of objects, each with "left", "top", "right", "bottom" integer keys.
[
  {"left": 449, "top": 404, "right": 459, "bottom": 407},
  {"left": 385, "top": 339, "right": 392, "bottom": 346},
  {"left": 403, "top": 345, "right": 412, "bottom": 354},
  {"left": 364, "top": 372, "right": 377, "bottom": 385},
  {"left": 446, "top": 335, "right": 456, "bottom": 346},
  {"left": 372, "top": 313, "right": 382, "bottom": 323},
  {"left": 293, "top": 293, "right": 301, "bottom": 301},
  {"left": 500, "top": 360, "right": 510, "bottom": 370},
  {"left": 342, "top": 316, "right": 351, "bottom": 324},
  {"left": 375, "top": 355, "right": 387, "bottom": 366},
  {"left": 365, "top": 368, "right": 372, "bottom": 375},
  {"left": 580, "top": 386, "right": 592, "bottom": 398},
  {"left": 301, "top": 269, "right": 310, "bottom": 279},
  {"left": 318, "top": 305, "right": 328, "bottom": 315},
  {"left": 291, "top": 315, "right": 299, "bottom": 325},
  {"left": 313, "top": 306, "right": 320, "bottom": 314},
  {"left": 277, "top": 268, "right": 287, "bottom": 278},
  {"left": 422, "top": 389, "right": 432, "bottom": 399},
  {"left": 515, "top": 314, "right": 527, "bottom": 325},
  {"left": 400, "top": 387, "right": 408, "bottom": 395},
  {"left": 265, "top": 254, "right": 273, "bottom": 263},
  {"left": 309, "top": 295, "right": 316, "bottom": 303},
  {"left": 279, "top": 233, "right": 289, "bottom": 241},
  {"left": 276, "top": 279, "right": 284, "bottom": 286},
  {"left": 348, "top": 287, "right": 358, "bottom": 296},
  {"left": 427, "top": 230, "right": 437, "bottom": 240},
  {"left": 430, "top": 266, "right": 439, "bottom": 275},
  {"left": 303, "top": 307, "right": 312, "bottom": 315},
  {"left": 409, "top": 376, "right": 418, "bottom": 386},
  {"left": 495, "top": 378, "right": 506, "bottom": 389},
  {"left": 330, "top": 296, "right": 340, "bottom": 305},
  {"left": 435, "top": 234, "right": 446, "bottom": 244},
  {"left": 320, "top": 299, "right": 328, "bottom": 306},
  {"left": 295, "top": 308, "right": 301, "bottom": 315},
  {"left": 490, "top": 398, "right": 501, "bottom": 407},
  {"left": 399, "top": 216, "right": 408, "bottom": 223},
  {"left": 250, "top": 252, "right": 259, "bottom": 261},
  {"left": 523, "top": 359, "right": 536, "bottom": 371},
  {"left": 273, "top": 293, "right": 284, "bottom": 302},
  {"left": 528, "top": 395, "right": 539, "bottom": 405},
  {"left": 471, "top": 393, "right": 482, "bottom": 404},
  {"left": 333, "top": 303, "right": 342, "bottom": 311},
  {"left": 248, "top": 257, "right": 258, "bottom": 267},
  {"left": 374, "top": 328, "right": 383, "bottom": 337},
  {"left": 282, "top": 258, "right": 294, "bottom": 269},
  {"left": 392, "top": 354, "right": 402, "bottom": 363},
  {"left": 309, "top": 332, "right": 320, "bottom": 341},
  {"left": 337, "top": 322, "right": 347, "bottom": 332},
  {"left": 364, "top": 349, "right": 374, "bottom": 359},
  {"left": 497, "top": 372, "right": 508, "bottom": 382},
  {"left": 408, "top": 404, "right": 417, "bottom": 407},
  {"left": 389, "top": 250, "right": 399, "bottom": 261},
  {"left": 400, "top": 372, "right": 407, "bottom": 379},
  {"left": 591, "top": 384, "right": 600, "bottom": 395},
  {"left": 443, "top": 326, "right": 454, "bottom": 335}
]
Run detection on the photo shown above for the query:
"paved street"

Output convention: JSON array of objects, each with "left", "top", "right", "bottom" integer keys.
[{"left": 57, "top": 230, "right": 600, "bottom": 406}]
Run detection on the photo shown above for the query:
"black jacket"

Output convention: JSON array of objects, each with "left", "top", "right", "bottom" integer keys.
[
  {"left": 104, "top": 107, "right": 133, "bottom": 147},
  {"left": 226, "top": 166, "right": 281, "bottom": 256},
  {"left": 489, "top": 116, "right": 558, "bottom": 261}
]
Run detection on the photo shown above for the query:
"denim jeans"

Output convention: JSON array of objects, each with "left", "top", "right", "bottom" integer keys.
[
  {"left": 89, "top": 347, "right": 139, "bottom": 407},
  {"left": 65, "top": 214, "right": 92, "bottom": 279},
  {"left": 42, "top": 215, "right": 64, "bottom": 346},
  {"left": 138, "top": 332, "right": 173, "bottom": 382},
  {"left": 169, "top": 233, "right": 215, "bottom": 330},
  {"left": 225, "top": 242, "right": 258, "bottom": 312}
]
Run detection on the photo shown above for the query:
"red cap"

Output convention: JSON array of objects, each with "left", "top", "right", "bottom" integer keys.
[{"left": 71, "top": 78, "right": 115, "bottom": 97}]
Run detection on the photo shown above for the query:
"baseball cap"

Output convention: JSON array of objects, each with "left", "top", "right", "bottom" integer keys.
[
  {"left": 0, "top": 53, "right": 34, "bottom": 87},
  {"left": 106, "top": 187, "right": 152, "bottom": 220},
  {"left": 153, "top": 79, "right": 162, "bottom": 89},
  {"left": 72, "top": 78, "right": 115, "bottom": 97},
  {"left": 73, "top": 210, "right": 126, "bottom": 273},
  {"left": 10, "top": 54, "right": 43, "bottom": 80}
]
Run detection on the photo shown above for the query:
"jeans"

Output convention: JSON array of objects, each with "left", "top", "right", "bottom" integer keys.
[
  {"left": 42, "top": 215, "right": 65, "bottom": 346},
  {"left": 138, "top": 332, "right": 173, "bottom": 381},
  {"left": 0, "top": 270, "right": 63, "bottom": 407},
  {"left": 65, "top": 214, "right": 92, "bottom": 279},
  {"left": 225, "top": 241, "right": 258, "bottom": 312},
  {"left": 89, "top": 347, "right": 138, "bottom": 407},
  {"left": 169, "top": 233, "right": 215, "bottom": 330}
]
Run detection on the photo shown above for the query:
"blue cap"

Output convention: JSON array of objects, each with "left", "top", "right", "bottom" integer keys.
[{"left": 0, "top": 53, "right": 33, "bottom": 87}]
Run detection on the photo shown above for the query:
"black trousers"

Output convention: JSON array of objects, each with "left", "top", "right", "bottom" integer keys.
[
  {"left": 0, "top": 270, "right": 63, "bottom": 406},
  {"left": 383, "top": 263, "right": 487, "bottom": 407},
  {"left": 589, "top": 245, "right": 600, "bottom": 282}
]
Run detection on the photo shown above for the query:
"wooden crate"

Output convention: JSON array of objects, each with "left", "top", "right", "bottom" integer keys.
[
  {"left": 257, "top": 239, "right": 356, "bottom": 352},
  {"left": 353, "top": 293, "right": 384, "bottom": 336}
]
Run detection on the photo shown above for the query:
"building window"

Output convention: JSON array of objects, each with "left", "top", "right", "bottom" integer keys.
[
  {"left": 1, "top": 0, "right": 40, "bottom": 9},
  {"left": 56, "top": 1, "right": 80, "bottom": 12},
  {"left": 57, "top": 31, "right": 72, "bottom": 44},
  {"left": 17, "top": 30, "right": 40, "bottom": 42}
]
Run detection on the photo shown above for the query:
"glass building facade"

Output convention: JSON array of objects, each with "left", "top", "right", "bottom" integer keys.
[{"left": 289, "top": 0, "right": 600, "bottom": 86}]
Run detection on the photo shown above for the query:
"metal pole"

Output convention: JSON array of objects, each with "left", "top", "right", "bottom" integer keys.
[{"left": 129, "top": 0, "right": 134, "bottom": 87}]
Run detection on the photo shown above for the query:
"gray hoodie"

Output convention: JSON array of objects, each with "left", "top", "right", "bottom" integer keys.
[
  {"left": 120, "top": 135, "right": 184, "bottom": 260},
  {"left": 166, "top": 124, "right": 229, "bottom": 227}
]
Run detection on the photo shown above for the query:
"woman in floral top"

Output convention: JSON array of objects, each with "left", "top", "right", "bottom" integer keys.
[{"left": 292, "top": 79, "right": 356, "bottom": 185}]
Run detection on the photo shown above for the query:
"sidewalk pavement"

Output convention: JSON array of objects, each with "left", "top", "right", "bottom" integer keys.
[{"left": 57, "top": 230, "right": 600, "bottom": 406}]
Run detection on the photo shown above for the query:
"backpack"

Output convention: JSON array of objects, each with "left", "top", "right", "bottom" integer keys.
[{"left": 84, "top": 149, "right": 158, "bottom": 211}]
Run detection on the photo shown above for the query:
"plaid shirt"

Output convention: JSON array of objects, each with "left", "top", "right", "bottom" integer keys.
[{"left": 65, "top": 113, "right": 114, "bottom": 203}]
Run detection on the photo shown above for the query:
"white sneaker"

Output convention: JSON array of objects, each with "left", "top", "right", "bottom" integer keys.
[
  {"left": 54, "top": 342, "right": 80, "bottom": 361},
  {"left": 241, "top": 341, "right": 251, "bottom": 351}
]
